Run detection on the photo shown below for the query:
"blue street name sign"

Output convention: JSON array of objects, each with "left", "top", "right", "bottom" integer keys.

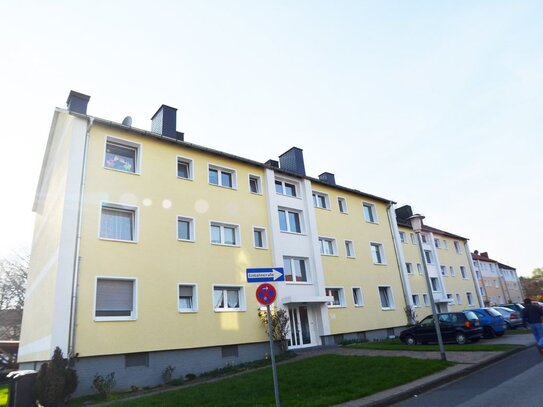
[{"left": 246, "top": 267, "right": 285, "bottom": 283}]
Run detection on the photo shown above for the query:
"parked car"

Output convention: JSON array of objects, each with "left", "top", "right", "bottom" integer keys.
[
  {"left": 468, "top": 307, "right": 507, "bottom": 338},
  {"left": 498, "top": 303, "right": 525, "bottom": 314},
  {"left": 492, "top": 306, "right": 523, "bottom": 329},
  {"left": 400, "top": 311, "right": 482, "bottom": 345}
]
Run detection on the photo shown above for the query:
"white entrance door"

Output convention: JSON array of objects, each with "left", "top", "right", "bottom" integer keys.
[{"left": 287, "top": 306, "right": 313, "bottom": 348}]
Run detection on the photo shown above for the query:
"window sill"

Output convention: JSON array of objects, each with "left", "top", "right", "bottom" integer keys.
[
  {"left": 314, "top": 206, "right": 331, "bottom": 211},
  {"left": 213, "top": 309, "right": 245, "bottom": 313},
  {"left": 178, "top": 239, "right": 195, "bottom": 243},
  {"left": 373, "top": 262, "right": 387, "bottom": 266},
  {"left": 250, "top": 191, "right": 263, "bottom": 196},
  {"left": 380, "top": 307, "right": 396, "bottom": 311},
  {"left": 354, "top": 304, "right": 364, "bottom": 308},
  {"left": 178, "top": 310, "right": 198, "bottom": 314},
  {"left": 211, "top": 243, "right": 240, "bottom": 248},
  {"left": 208, "top": 183, "right": 238, "bottom": 190},
  {"left": 321, "top": 253, "right": 338, "bottom": 257},
  {"left": 99, "top": 237, "right": 138, "bottom": 244},
  {"left": 280, "top": 231, "right": 305, "bottom": 236},
  {"left": 104, "top": 166, "right": 140, "bottom": 176},
  {"left": 177, "top": 176, "right": 194, "bottom": 181},
  {"left": 327, "top": 305, "right": 346, "bottom": 309},
  {"left": 254, "top": 246, "right": 268, "bottom": 250},
  {"left": 94, "top": 316, "right": 137, "bottom": 322},
  {"left": 346, "top": 256, "right": 356, "bottom": 259},
  {"left": 285, "top": 281, "right": 312, "bottom": 285}
]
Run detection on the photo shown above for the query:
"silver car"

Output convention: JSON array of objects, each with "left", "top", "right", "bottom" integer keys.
[{"left": 493, "top": 306, "right": 524, "bottom": 329}]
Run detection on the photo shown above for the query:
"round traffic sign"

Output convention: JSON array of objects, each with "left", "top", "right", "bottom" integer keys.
[{"left": 256, "top": 283, "right": 277, "bottom": 305}]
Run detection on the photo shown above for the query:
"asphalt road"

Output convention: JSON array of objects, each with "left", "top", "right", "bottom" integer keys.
[{"left": 394, "top": 346, "right": 543, "bottom": 407}]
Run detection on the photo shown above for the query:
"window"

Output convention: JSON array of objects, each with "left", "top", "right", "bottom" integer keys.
[
  {"left": 423, "top": 293, "right": 429, "bottom": 306},
  {"left": 430, "top": 277, "right": 439, "bottom": 291},
  {"left": 345, "top": 240, "right": 355, "bottom": 257},
  {"left": 352, "top": 287, "right": 364, "bottom": 306},
  {"left": 406, "top": 262, "right": 413, "bottom": 274},
  {"left": 104, "top": 138, "right": 140, "bottom": 174},
  {"left": 178, "top": 284, "right": 197, "bottom": 312},
  {"left": 177, "top": 156, "right": 193, "bottom": 179},
  {"left": 177, "top": 216, "right": 194, "bottom": 241},
  {"left": 249, "top": 175, "right": 261, "bottom": 194},
  {"left": 100, "top": 203, "right": 137, "bottom": 242},
  {"left": 338, "top": 197, "right": 347, "bottom": 213},
  {"left": 95, "top": 278, "right": 136, "bottom": 320},
  {"left": 326, "top": 288, "right": 344, "bottom": 307},
  {"left": 443, "top": 240, "right": 449, "bottom": 250},
  {"left": 283, "top": 257, "right": 309, "bottom": 282},
  {"left": 278, "top": 209, "right": 302, "bottom": 233},
  {"left": 210, "top": 222, "right": 239, "bottom": 246},
  {"left": 213, "top": 286, "right": 244, "bottom": 311},
  {"left": 378, "top": 286, "right": 394, "bottom": 309},
  {"left": 312, "top": 192, "right": 329, "bottom": 209},
  {"left": 466, "top": 292, "right": 474, "bottom": 306},
  {"left": 454, "top": 241, "right": 462, "bottom": 254},
  {"left": 410, "top": 233, "right": 416, "bottom": 244},
  {"left": 125, "top": 352, "right": 149, "bottom": 368},
  {"left": 447, "top": 293, "right": 454, "bottom": 304},
  {"left": 275, "top": 180, "right": 297, "bottom": 197},
  {"left": 208, "top": 164, "right": 236, "bottom": 188},
  {"left": 460, "top": 266, "right": 467, "bottom": 279},
  {"left": 363, "top": 203, "right": 377, "bottom": 223},
  {"left": 222, "top": 345, "right": 239, "bottom": 358},
  {"left": 449, "top": 266, "right": 455, "bottom": 277},
  {"left": 434, "top": 238, "right": 441, "bottom": 249},
  {"left": 441, "top": 265, "right": 447, "bottom": 276},
  {"left": 253, "top": 227, "right": 267, "bottom": 249},
  {"left": 319, "top": 237, "right": 337, "bottom": 256},
  {"left": 412, "top": 294, "right": 420, "bottom": 307},
  {"left": 424, "top": 250, "right": 433, "bottom": 264},
  {"left": 370, "top": 243, "right": 385, "bottom": 264},
  {"left": 399, "top": 231, "right": 406, "bottom": 243},
  {"left": 456, "top": 293, "right": 462, "bottom": 305},
  {"left": 417, "top": 263, "right": 423, "bottom": 275},
  {"left": 421, "top": 234, "right": 428, "bottom": 244}
]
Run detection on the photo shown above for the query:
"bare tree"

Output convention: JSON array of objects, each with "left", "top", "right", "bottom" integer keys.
[{"left": 0, "top": 252, "right": 29, "bottom": 310}]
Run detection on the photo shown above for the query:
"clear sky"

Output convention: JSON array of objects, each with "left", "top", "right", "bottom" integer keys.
[{"left": 0, "top": 1, "right": 541, "bottom": 276}]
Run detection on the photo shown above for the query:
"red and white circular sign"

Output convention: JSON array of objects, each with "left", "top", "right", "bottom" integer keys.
[{"left": 256, "top": 283, "right": 277, "bottom": 305}]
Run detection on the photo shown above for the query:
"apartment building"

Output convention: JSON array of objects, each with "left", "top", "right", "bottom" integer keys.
[
  {"left": 472, "top": 251, "right": 522, "bottom": 305},
  {"left": 497, "top": 263, "right": 523, "bottom": 304},
  {"left": 20, "top": 91, "right": 420, "bottom": 394}
]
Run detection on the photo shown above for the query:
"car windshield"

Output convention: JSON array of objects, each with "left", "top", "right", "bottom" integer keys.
[
  {"left": 464, "top": 311, "right": 477, "bottom": 320},
  {"left": 485, "top": 308, "right": 501, "bottom": 317}
]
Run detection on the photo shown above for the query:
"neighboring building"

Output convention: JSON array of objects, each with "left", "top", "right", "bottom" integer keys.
[
  {"left": 20, "top": 91, "right": 422, "bottom": 394},
  {"left": 394, "top": 205, "right": 483, "bottom": 320},
  {"left": 471, "top": 251, "right": 520, "bottom": 305},
  {"left": 0, "top": 309, "right": 22, "bottom": 341}
]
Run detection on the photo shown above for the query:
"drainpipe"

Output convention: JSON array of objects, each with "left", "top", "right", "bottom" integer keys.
[
  {"left": 67, "top": 115, "right": 93, "bottom": 361},
  {"left": 464, "top": 241, "right": 484, "bottom": 308}
]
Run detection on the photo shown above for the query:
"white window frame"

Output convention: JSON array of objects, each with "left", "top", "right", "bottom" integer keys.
[
  {"left": 178, "top": 283, "right": 198, "bottom": 313},
  {"left": 362, "top": 202, "right": 378, "bottom": 223},
  {"left": 253, "top": 226, "right": 268, "bottom": 249},
  {"left": 209, "top": 221, "right": 241, "bottom": 247},
  {"left": 319, "top": 236, "right": 337, "bottom": 256},
  {"left": 208, "top": 163, "right": 237, "bottom": 189},
  {"left": 410, "top": 233, "right": 416, "bottom": 244},
  {"left": 337, "top": 197, "right": 348, "bottom": 214},
  {"left": 248, "top": 174, "right": 262, "bottom": 194},
  {"left": 434, "top": 238, "right": 442, "bottom": 249},
  {"left": 344, "top": 240, "right": 355, "bottom": 258},
  {"left": 424, "top": 250, "right": 433, "bottom": 264},
  {"left": 274, "top": 179, "right": 297, "bottom": 197},
  {"left": 326, "top": 287, "right": 345, "bottom": 308},
  {"left": 441, "top": 265, "right": 447, "bottom": 276},
  {"left": 278, "top": 208, "right": 303, "bottom": 234},
  {"left": 177, "top": 215, "right": 195, "bottom": 242},
  {"left": 460, "top": 266, "right": 467, "bottom": 279},
  {"left": 312, "top": 191, "right": 329, "bottom": 209},
  {"left": 456, "top": 293, "right": 462, "bottom": 305},
  {"left": 94, "top": 276, "right": 137, "bottom": 321},
  {"left": 430, "top": 277, "right": 440, "bottom": 292},
  {"left": 417, "top": 263, "right": 423, "bottom": 275},
  {"left": 176, "top": 155, "right": 194, "bottom": 180},
  {"left": 454, "top": 241, "right": 462, "bottom": 254},
  {"left": 423, "top": 293, "right": 430, "bottom": 306},
  {"left": 406, "top": 262, "right": 413, "bottom": 274},
  {"left": 378, "top": 286, "right": 395, "bottom": 310},
  {"left": 450, "top": 266, "right": 455, "bottom": 277},
  {"left": 466, "top": 292, "right": 474, "bottom": 306},
  {"left": 103, "top": 136, "right": 142, "bottom": 175},
  {"left": 212, "top": 285, "right": 246, "bottom": 312},
  {"left": 352, "top": 287, "right": 364, "bottom": 307},
  {"left": 283, "top": 256, "right": 310, "bottom": 283},
  {"left": 370, "top": 242, "right": 386, "bottom": 265},
  {"left": 99, "top": 202, "right": 138, "bottom": 243},
  {"left": 447, "top": 293, "right": 454, "bottom": 304},
  {"left": 443, "top": 240, "right": 449, "bottom": 250},
  {"left": 412, "top": 294, "right": 421, "bottom": 307},
  {"left": 399, "top": 231, "right": 407, "bottom": 243}
]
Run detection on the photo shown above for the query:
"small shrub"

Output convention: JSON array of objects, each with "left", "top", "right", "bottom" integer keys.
[
  {"left": 35, "top": 347, "right": 78, "bottom": 406},
  {"left": 130, "top": 385, "right": 139, "bottom": 392},
  {"left": 162, "top": 365, "right": 176, "bottom": 384},
  {"left": 91, "top": 372, "right": 116, "bottom": 400},
  {"left": 185, "top": 373, "right": 196, "bottom": 381},
  {"left": 168, "top": 378, "right": 184, "bottom": 386}
]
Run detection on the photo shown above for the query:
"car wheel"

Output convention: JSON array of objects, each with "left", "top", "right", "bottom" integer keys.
[
  {"left": 404, "top": 335, "right": 417, "bottom": 345},
  {"left": 455, "top": 332, "right": 467, "bottom": 345},
  {"left": 483, "top": 326, "right": 495, "bottom": 339}
]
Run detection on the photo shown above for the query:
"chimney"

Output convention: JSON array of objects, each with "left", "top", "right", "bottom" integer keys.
[
  {"left": 395, "top": 205, "right": 413, "bottom": 222},
  {"left": 481, "top": 252, "right": 489, "bottom": 258},
  {"left": 151, "top": 104, "right": 184, "bottom": 141},
  {"left": 474, "top": 250, "right": 479, "bottom": 255},
  {"left": 279, "top": 147, "right": 306, "bottom": 176},
  {"left": 265, "top": 159, "right": 279, "bottom": 168},
  {"left": 318, "top": 172, "right": 336, "bottom": 185},
  {"left": 66, "top": 91, "right": 90, "bottom": 115}
]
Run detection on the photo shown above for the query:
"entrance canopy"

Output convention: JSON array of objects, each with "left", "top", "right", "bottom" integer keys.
[{"left": 281, "top": 295, "right": 333, "bottom": 305}]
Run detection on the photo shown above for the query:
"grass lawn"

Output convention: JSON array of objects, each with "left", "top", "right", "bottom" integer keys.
[
  {"left": 0, "top": 384, "right": 8, "bottom": 407},
  {"left": 505, "top": 328, "right": 531, "bottom": 335},
  {"left": 103, "top": 355, "right": 452, "bottom": 407},
  {"left": 346, "top": 338, "right": 522, "bottom": 352}
]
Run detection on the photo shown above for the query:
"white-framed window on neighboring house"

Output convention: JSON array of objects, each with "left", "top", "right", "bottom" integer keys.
[
  {"left": 319, "top": 237, "right": 337, "bottom": 256},
  {"left": 466, "top": 292, "right": 474, "bottom": 306},
  {"left": 424, "top": 250, "right": 433, "bottom": 264},
  {"left": 178, "top": 284, "right": 197, "bottom": 312},
  {"left": 412, "top": 294, "right": 421, "bottom": 307},
  {"left": 338, "top": 197, "right": 348, "bottom": 213},
  {"left": 443, "top": 240, "right": 449, "bottom": 250},
  {"left": 275, "top": 179, "right": 297, "bottom": 197},
  {"left": 95, "top": 277, "right": 137, "bottom": 321},
  {"left": 449, "top": 266, "right": 455, "bottom": 277},
  {"left": 399, "top": 231, "right": 407, "bottom": 243},
  {"left": 495, "top": 280, "right": 499, "bottom": 288},
  {"left": 177, "top": 216, "right": 195, "bottom": 242},
  {"left": 447, "top": 293, "right": 454, "bottom": 304},
  {"left": 208, "top": 164, "right": 236, "bottom": 189},
  {"left": 177, "top": 156, "right": 193, "bottom": 180},
  {"left": 312, "top": 192, "right": 329, "bottom": 209},
  {"left": 423, "top": 293, "right": 430, "bottom": 306},
  {"left": 213, "top": 285, "right": 245, "bottom": 311},
  {"left": 454, "top": 241, "right": 462, "bottom": 254},
  {"left": 434, "top": 238, "right": 442, "bottom": 249},
  {"left": 100, "top": 203, "right": 138, "bottom": 242},
  {"left": 430, "top": 277, "right": 440, "bottom": 292},
  {"left": 283, "top": 256, "right": 309, "bottom": 283},
  {"left": 441, "top": 265, "right": 447, "bottom": 276},
  {"left": 460, "top": 266, "right": 467, "bottom": 279},
  {"left": 362, "top": 202, "right": 377, "bottom": 223},
  {"left": 104, "top": 137, "right": 141, "bottom": 174},
  {"left": 352, "top": 287, "right": 364, "bottom": 306},
  {"left": 253, "top": 227, "right": 267, "bottom": 249},
  {"left": 417, "top": 263, "right": 423, "bottom": 275},
  {"left": 210, "top": 222, "right": 240, "bottom": 246},
  {"left": 421, "top": 234, "right": 428, "bottom": 244},
  {"left": 278, "top": 208, "right": 302, "bottom": 233},
  {"left": 370, "top": 243, "right": 385, "bottom": 264},
  {"left": 479, "top": 286, "right": 485, "bottom": 297},
  {"left": 410, "top": 233, "right": 416, "bottom": 244},
  {"left": 344, "top": 240, "right": 355, "bottom": 258},
  {"left": 378, "top": 286, "right": 395, "bottom": 309},
  {"left": 249, "top": 174, "right": 262, "bottom": 194},
  {"left": 406, "top": 263, "right": 413, "bottom": 275},
  {"left": 326, "top": 288, "right": 345, "bottom": 307},
  {"left": 456, "top": 293, "right": 462, "bottom": 305}
]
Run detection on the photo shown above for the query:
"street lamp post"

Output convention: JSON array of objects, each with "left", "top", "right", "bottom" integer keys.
[{"left": 408, "top": 213, "right": 447, "bottom": 361}]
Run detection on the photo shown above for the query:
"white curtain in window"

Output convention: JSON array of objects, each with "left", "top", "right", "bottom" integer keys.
[
  {"left": 226, "top": 289, "right": 239, "bottom": 308},
  {"left": 101, "top": 207, "right": 133, "bottom": 240},
  {"left": 214, "top": 289, "right": 224, "bottom": 308}
]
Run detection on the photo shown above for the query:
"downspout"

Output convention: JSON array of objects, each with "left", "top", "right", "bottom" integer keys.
[
  {"left": 67, "top": 116, "right": 93, "bottom": 361},
  {"left": 464, "top": 241, "right": 484, "bottom": 308}
]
